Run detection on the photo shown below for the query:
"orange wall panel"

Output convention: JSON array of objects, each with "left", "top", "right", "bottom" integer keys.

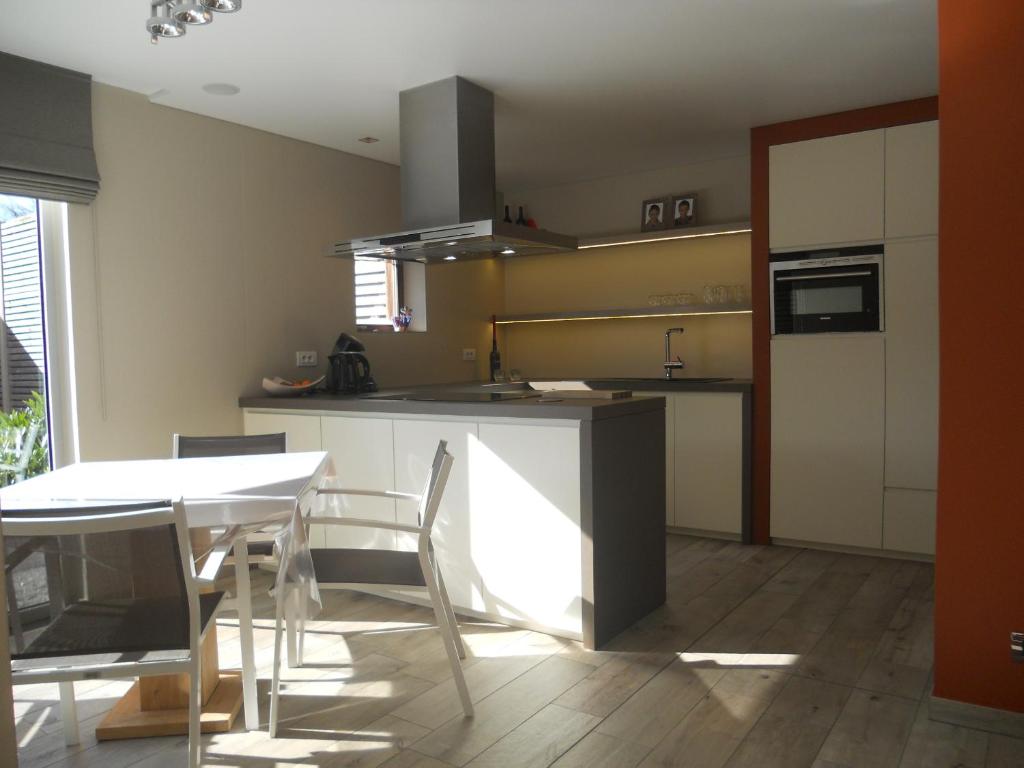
[{"left": 933, "top": 0, "right": 1024, "bottom": 712}]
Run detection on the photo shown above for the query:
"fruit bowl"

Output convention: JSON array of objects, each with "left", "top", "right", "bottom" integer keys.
[{"left": 262, "top": 375, "right": 325, "bottom": 396}]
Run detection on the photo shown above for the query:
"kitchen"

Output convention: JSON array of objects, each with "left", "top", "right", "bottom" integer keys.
[{"left": 1, "top": 2, "right": 1022, "bottom": 767}]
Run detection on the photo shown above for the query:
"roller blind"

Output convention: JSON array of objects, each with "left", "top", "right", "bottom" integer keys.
[
  {"left": 0, "top": 52, "right": 100, "bottom": 203},
  {"left": 354, "top": 257, "right": 398, "bottom": 326}
]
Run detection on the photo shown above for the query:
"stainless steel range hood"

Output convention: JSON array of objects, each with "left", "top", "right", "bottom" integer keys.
[{"left": 328, "top": 77, "right": 577, "bottom": 263}]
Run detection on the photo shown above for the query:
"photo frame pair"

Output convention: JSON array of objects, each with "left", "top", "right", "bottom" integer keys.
[{"left": 641, "top": 193, "right": 698, "bottom": 232}]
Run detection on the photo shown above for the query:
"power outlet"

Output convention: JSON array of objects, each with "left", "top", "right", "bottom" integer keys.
[
  {"left": 296, "top": 350, "right": 318, "bottom": 367},
  {"left": 462, "top": 348, "right": 477, "bottom": 361}
]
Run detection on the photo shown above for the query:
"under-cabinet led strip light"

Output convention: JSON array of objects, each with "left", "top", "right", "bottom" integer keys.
[
  {"left": 495, "top": 309, "right": 752, "bottom": 325},
  {"left": 578, "top": 227, "right": 752, "bottom": 250}
]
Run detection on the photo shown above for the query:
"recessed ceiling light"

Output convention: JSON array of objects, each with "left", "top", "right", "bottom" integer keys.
[
  {"left": 444, "top": 255, "right": 457, "bottom": 261},
  {"left": 358, "top": 136, "right": 380, "bottom": 144},
  {"left": 445, "top": 241, "right": 458, "bottom": 246},
  {"left": 501, "top": 247, "right": 516, "bottom": 255},
  {"left": 202, "top": 82, "right": 240, "bottom": 96}
]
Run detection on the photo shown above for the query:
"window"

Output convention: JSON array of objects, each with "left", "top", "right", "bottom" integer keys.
[{"left": 354, "top": 256, "right": 400, "bottom": 328}]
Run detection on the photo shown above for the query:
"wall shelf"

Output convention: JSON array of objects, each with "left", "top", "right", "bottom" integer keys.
[
  {"left": 495, "top": 303, "right": 752, "bottom": 325},
  {"left": 577, "top": 221, "right": 752, "bottom": 250}
]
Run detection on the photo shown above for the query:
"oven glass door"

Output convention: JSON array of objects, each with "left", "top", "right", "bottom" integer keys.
[{"left": 772, "top": 263, "right": 881, "bottom": 334}]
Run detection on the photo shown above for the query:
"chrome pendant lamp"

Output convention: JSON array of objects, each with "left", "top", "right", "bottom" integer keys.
[
  {"left": 146, "top": 2, "right": 186, "bottom": 41},
  {"left": 202, "top": 0, "right": 243, "bottom": 11},
  {"left": 172, "top": 2, "right": 213, "bottom": 25},
  {"left": 146, "top": 1, "right": 242, "bottom": 43}
]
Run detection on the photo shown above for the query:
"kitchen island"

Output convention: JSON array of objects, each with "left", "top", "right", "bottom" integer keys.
[{"left": 238, "top": 385, "right": 666, "bottom": 649}]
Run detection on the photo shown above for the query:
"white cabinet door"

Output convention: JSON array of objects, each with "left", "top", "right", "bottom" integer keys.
[
  {"left": 638, "top": 392, "right": 675, "bottom": 525},
  {"left": 671, "top": 392, "right": 744, "bottom": 535},
  {"left": 769, "top": 129, "right": 885, "bottom": 250},
  {"left": 883, "top": 488, "right": 936, "bottom": 555},
  {"left": 392, "top": 419, "right": 479, "bottom": 611},
  {"left": 474, "top": 423, "right": 583, "bottom": 636},
  {"left": 319, "top": 416, "right": 396, "bottom": 550},
  {"left": 243, "top": 410, "right": 322, "bottom": 452},
  {"left": 885, "top": 238, "right": 939, "bottom": 490},
  {"left": 771, "top": 335, "right": 885, "bottom": 548},
  {"left": 885, "top": 121, "right": 939, "bottom": 239}
]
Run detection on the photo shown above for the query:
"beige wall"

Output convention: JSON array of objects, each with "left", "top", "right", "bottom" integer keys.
[
  {"left": 500, "top": 233, "right": 752, "bottom": 379},
  {"left": 506, "top": 154, "right": 750, "bottom": 238},
  {"left": 68, "top": 84, "right": 500, "bottom": 460}
]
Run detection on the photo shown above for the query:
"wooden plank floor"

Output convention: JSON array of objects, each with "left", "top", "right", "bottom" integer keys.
[{"left": 13, "top": 535, "right": 1022, "bottom": 768}]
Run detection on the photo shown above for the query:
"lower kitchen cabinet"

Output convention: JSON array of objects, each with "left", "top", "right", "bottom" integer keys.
[
  {"left": 883, "top": 488, "right": 936, "bottom": 555},
  {"left": 639, "top": 391, "right": 746, "bottom": 538},
  {"left": 673, "top": 392, "right": 744, "bottom": 535},
  {"left": 771, "top": 335, "right": 886, "bottom": 549},
  {"left": 392, "top": 419, "right": 479, "bottom": 611},
  {"left": 318, "top": 415, "right": 396, "bottom": 551},
  {"left": 242, "top": 410, "right": 322, "bottom": 452}
]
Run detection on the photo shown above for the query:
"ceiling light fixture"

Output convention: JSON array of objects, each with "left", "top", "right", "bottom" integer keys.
[
  {"left": 172, "top": 1, "right": 213, "bottom": 24},
  {"left": 202, "top": 82, "right": 240, "bottom": 95},
  {"left": 146, "top": 2, "right": 186, "bottom": 42},
  {"left": 500, "top": 247, "right": 516, "bottom": 256},
  {"left": 358, "top": 136, "right": 380, "bottom": 144},
  {"left": 443, "top": 255, "right": 457, "bottom": 261},
  {"left": 201, "top": 0, "right": 242, "bottom": 11},
  {"left": 146, "top": 1, "right": 241, "bottom": 43}
]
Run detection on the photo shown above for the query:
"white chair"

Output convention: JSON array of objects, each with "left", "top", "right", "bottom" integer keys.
[
  {"left": 172, "top": 431, "right": 288, "bottom": 565},
  {"left": 268, "top": 440, "right": 472, "bottom": 737},
  {"left": 173, "top": 431, "right": 309, "bottom": 669},
  {"left": 0, "top": 420, "right": 42, "bottom": 483},
  {"left": 2, "top": 499, "right": 223, "bottom": 768}
]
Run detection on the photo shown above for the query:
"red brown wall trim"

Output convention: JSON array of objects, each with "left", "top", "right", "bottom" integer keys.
[
  {"left": 749, "top": 97, "right": 938, "bottom": 545},
  {"left": 934, "top": 0, "right": 1024, "bottom": 713}
]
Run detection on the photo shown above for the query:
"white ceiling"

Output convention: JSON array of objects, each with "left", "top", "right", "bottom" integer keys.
[{"left": 0, "top": 0, "right": 937, "bottom": 192}]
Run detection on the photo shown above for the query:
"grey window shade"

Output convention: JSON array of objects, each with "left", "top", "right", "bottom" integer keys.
[{"left": 0, "top": 51, "right": 100, "bottom": 203}]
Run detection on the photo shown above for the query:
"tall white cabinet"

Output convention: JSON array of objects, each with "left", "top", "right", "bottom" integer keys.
[
  {"left": 769, "top": 129, "right": 885, "bottom": 250},
  {"left": 771, "top": 335, "right": 886, "bottom": 549},
  {"left": 768, "top": 119, "right": 939, "bottom": 556}
]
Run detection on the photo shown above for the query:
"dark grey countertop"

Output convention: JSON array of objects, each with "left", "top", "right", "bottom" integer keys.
[
  {"left": 239, "top": 378, "right": 750, "bottom": 422},
  {"left": 580, "top": 377, "right": 752, "bottom": 393}
]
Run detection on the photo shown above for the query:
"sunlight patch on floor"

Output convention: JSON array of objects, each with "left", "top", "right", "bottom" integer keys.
[{"left": 678, "top": 651, "right": 800, "bottom": 667}]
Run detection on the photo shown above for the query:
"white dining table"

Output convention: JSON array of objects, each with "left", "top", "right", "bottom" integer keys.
[{"left": 0, "top": 450, "right": 332, "bottom": 732}]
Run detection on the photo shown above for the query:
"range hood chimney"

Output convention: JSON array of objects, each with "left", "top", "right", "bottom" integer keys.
[{"left": 328, "top": 76, "right": 577, "bottom": 263}]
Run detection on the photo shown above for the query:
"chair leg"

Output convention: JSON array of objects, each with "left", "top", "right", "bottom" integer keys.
[
  {"left": 420, "top": 553, "right": 473, "bottom": 717},
  {"left": 233, "top": 538, "right": 259, "bottom": 731},
  {"left": 188, "top": 655, "right": 202, "bottom": 768},
  {"left": 58, "top": 681, "right": 79, "bottom": 746},
  {"left": 435, "top": 564, "right": 466, "bottom": 660},
  {"left": 269, "top": 585, "right": 287, "bottom": 738},
  {"left": 286, "top": 588, "right": 299, "bottom": 668},
  {"left": 296, "top": 581, "right": 308, "bottom": 667}
]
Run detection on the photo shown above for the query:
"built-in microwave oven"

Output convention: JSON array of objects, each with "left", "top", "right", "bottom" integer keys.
[{"left": 769, "top": 245, "right": 883, "bottom": 335}]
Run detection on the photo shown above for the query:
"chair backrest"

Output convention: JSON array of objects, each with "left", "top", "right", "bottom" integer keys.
[
  {"left": 2, "top": 499, "right": 199, "bottom": 660},
  {"left": 173, "top": 432, "right": 287, "bottom": 459},
  {"left": 418, "top": 440, "right": 454, "bottom": 532}
]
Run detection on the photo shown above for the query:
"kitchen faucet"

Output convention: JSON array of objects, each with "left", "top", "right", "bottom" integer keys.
[{"left": 664, "top": 327, "right": 685, "bottom": 379}]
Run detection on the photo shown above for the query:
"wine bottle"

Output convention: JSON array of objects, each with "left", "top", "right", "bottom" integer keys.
[
  {"left": 489, "top": 315, "right": 501, "bottom": 383},
  {"left": 503, "top": 204, "right": 512, "bottom": 224},
  {"left": 515, "top": 206, "right": 527, "bottom": 226}
]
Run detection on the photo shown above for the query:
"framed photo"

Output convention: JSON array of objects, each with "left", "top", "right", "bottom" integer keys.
[
  {"left": 641, "top": 197, "right": 670, "bottom": 231},
  {"left": 671, "top": 193, "right": 698, "bottom": 228}
]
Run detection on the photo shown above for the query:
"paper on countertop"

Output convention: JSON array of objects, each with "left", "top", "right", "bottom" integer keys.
[{"left": 528, "top": 380, "right": 594, "bottom": 391}]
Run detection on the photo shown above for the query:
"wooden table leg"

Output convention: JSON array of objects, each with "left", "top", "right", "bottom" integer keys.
[{"left": 95, "top": 529, "right": 244, "bottom": 740}]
